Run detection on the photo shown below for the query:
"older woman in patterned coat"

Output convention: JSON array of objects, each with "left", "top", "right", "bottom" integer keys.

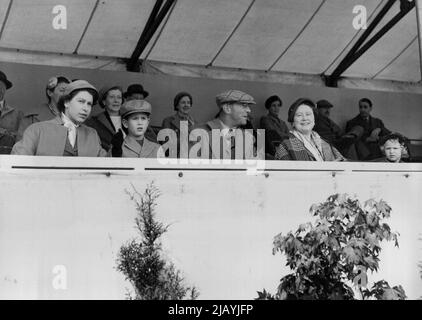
[{"left": 274, "top": 98, "right": 345, "bottom": 161}]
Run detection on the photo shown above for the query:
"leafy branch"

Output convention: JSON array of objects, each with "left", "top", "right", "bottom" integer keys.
[{"left": 257, "top": 194, "right": 405, "bottom": 300}]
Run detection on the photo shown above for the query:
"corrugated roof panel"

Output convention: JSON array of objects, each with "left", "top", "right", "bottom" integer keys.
[
  {"left": 212, "top": 0, "right": 324, "bottom": 70},
  {"left": 0, "top": 0, "right": 96, "bottom": 53},
  {"left": 147, "top": 0, "right": 252, "bottom": 65},
  {"left": 78, "top": 0, "right": 156, "bottom": 58},
  {"left": 271, "top": 0, "right": 381, "bottom": 74}
]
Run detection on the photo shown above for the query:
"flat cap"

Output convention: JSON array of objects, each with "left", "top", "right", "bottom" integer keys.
[
  {"left": 120, "top": 99, "right": 152, "bottom": 118},
  {"left": 216, "top": 90, "right": 256, "bottom": 107},
  {"left": 64, "top": 80, "right": 98, "bottom": 104},
  {"left": 316, "top": 99, "right": 333, "bottom": 109}
]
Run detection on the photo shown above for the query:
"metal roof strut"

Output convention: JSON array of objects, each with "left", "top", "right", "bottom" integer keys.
[
  {"left": 325, "top": 0, "right": 415, "bottom": 87},
  {"left": 126, "top": 0, "right": 176, "bottom": 72}
]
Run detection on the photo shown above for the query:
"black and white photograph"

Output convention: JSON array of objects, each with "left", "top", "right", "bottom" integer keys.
[{"left": 0, "top": 0, "right": 421, "bottom": 306}]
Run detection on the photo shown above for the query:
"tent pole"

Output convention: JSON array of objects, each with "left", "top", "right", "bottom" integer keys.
[
  {"left": 415, "top": 0, "right": 422, "bottom": 82},
  {"left": 326, "top": 0, "right": 415, "bottom": 87},
  {"left": 126, "top": 0, "right": 175, "bottom": 72}
]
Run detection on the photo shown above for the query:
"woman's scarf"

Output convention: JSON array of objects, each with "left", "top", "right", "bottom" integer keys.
[{"left": 292, "top": 130, "right": 324, "bottom": 161}]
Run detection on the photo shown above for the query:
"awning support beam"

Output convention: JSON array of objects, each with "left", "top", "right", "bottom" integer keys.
[
  {"left": 126, "top": 0, "right": 175, "bottom": 72},
  {"left": 326, "top": 0, "right": 415, "bottom": 87}
]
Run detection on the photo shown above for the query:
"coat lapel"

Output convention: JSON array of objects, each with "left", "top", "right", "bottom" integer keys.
[
  {"left": 48, "top": 117, "right": 68, "bottom": 155},
  {"left": 123, "top": 135, "right": 143, "bottom": 156},
  {"left": 97, "top": 112, "right": 116, "bottom": 134},
  {"left": 140, "top": 139, "right": 156, "bottom": 158}
]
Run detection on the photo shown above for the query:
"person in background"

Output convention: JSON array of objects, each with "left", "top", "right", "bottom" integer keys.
[
  {"left": 314, "top": 99, "right": 356, "bottom": 156},
  {"left": 0, "top": 70, "right": 26, "bottom": 154},
  {"left": 85, "top": 85, "right": 124, "bottom": 151},
  {"left": 345, "top": 98, "right": 391, "bottom": 160},
  {"left": 259, "top": 95, "right": 289, "bottom": 157},
  {"left": 18, "top": 75, "right": 72, "bottom": 139},
  {"left": 12, "top": 80, "right": 107, "bottom": 157},
  {"left": 123, "top": 83, "right": 149, "bottom": 101},
  {"left": 373, "top": 133, "right": 407, "bottom": 163},
  {"left": 111, "top": 100, "right": 161, "bottom": 158},
  {"left": 123, "top": 83, "right": 157, "bottom": 143},
  {"left": 274, "top": 98, "right": 345, "bottom": 161},
  {"left": 162, "top": 91, "right": 196, "bottom": 134}
]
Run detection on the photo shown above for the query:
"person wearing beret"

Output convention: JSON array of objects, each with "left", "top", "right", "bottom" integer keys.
[
  {"left": 12, "top": 80, "right": 107, "bottom": 157},
  {"left": 274, "top": 98, "right": 345, "bottom": 161},
  {"left": 111, "top": 100, "right": 162, "bottom": 158},
  {"left": 191, "top": 89, "right": 259, "bottom": 160},
  {"left": 345, "top": 98, "right": 391, "bottom": 160},
  {"left": 85, "top": 85, "right": 125, "bottom": 151},
  {"left": 259, "top": 95, "right": 289, "bottom": 157},
  {"left": 0, "top": 70, "right": 27, "bottom": 154}
]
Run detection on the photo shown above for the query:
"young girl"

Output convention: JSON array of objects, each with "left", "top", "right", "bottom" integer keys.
[{"left": 378, "top": 133, "right": 407, "bottom": 163}]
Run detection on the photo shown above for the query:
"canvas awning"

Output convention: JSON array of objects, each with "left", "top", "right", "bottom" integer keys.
[{"left": 0, "top": 0, "right": 421, "bottom": 92}]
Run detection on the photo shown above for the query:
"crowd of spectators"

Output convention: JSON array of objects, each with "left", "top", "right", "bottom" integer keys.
[{"left": 0, "top": 69, "right": 412, "bottom": 163}]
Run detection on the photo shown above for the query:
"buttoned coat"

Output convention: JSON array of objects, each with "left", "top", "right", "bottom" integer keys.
[
  {"left": 11, "top": 116, "right": 108, "bottom": 157},
  {"left": 122, "top": 135, "right": 162, "bottom": 158}
]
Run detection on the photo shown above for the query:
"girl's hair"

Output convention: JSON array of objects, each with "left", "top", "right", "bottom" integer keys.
[{"left": 57, "top": 88, "right": 97, "bottom": 113}]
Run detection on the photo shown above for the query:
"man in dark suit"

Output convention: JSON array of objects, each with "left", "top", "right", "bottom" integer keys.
[
  {"left": 191, "top": 90, "right": 262, "bottom": 160},
  {"left": 345, "top": 98, "right": 391, "bottom": 160},
  {"left": 314, "top": 99, "right": 355, "bottom": 156}
]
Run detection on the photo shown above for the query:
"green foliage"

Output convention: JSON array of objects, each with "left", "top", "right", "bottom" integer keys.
[
  {"left": 257, "top": 194, "right": 405, "bottom": 300},
  {"left": 116, "top": 183, "right": 199, "bottom": 300}
]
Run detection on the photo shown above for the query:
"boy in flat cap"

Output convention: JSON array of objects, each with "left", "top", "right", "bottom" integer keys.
[
  {"left": 112, "top": 100, "right": 162, "bottom": 158},
  {"left": 191, "top": 89, "right": 261, "bottom": 160}
]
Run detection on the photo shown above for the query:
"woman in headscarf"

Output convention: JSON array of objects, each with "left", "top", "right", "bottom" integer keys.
[
  {"left": 274, "top": 98, "right": 345, "bottom": 161},
  {"left": 12, "top": 80, "right": 107, "bottom": 157}
]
